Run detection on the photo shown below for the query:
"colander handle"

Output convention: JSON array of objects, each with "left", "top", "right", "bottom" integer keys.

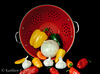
[
  {"left": 15, "top": 32, "right": 21, "bottom": 44},
  {"left": 74, "top": 21, "right": 79, "bottom": 33}
]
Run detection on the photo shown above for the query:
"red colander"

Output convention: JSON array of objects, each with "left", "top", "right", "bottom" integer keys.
[{"left": 15, "top": 5, "right": 79, "bottom": 59}]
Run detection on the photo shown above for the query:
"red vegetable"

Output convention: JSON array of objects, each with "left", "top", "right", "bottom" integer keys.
[
  {"left": 77, "top": 58, "right": 91, "bottom": 69},
  {"left": 50, "top": 67, "right": 59, "bottom": 74},
  {"left": 19, "top": 66, "right": 38, "bottom": 74},
  {"left": 67, "top": 67, "right": 81, "bottom": 74}
]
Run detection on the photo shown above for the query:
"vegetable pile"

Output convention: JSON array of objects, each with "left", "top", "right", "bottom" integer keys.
[{"left": 14, "top": 28, "right": 91, "bottom": 74}]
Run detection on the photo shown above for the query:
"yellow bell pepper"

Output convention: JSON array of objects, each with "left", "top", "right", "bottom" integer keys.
[
  {"left": 29, "top": 29, "right": 48, "bottom": 48},
  {"left": 14, "top": 58, "right": 25, "bottom": 64},
  {"left": 32, "top": 57, "right": 43, "bottom": 68},
  {"left": 55, "top": 49, "right": 66, "bottom": 63}
]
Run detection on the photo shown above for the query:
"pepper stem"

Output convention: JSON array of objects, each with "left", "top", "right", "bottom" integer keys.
[
  {"left": 30, "top": 57, "right": 34, "bottom": 60},
  {"left": 43, "top": 28, "right": 52, "bottom": 34},
  {"left": 87, "top": 60, "right": 91, "bottom": 63},
  {"left": 47, "top": 67, "right": 51, "bottom": 69},
  {"left": 69, "top": 63, "right": 73, "bottom": 67},
  {"left": 66, "top": 70, "right": 69, "bottom": 72}
]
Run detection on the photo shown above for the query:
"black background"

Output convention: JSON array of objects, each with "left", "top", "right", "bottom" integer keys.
[{"left": 1, "top": 0, "right": 98, "bottom": 74}]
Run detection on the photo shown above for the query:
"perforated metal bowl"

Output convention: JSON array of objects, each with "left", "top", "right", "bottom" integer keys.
[{"left": 15, "top": 5, "right": 79, "bottom": 59}]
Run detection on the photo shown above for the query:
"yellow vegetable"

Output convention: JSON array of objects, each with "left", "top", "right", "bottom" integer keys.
[
  {"left": 55, "top": 49, "right": 66, "bottom": 63},
  {"left": 32, "top": 58, "right": 43, "bottom": 68},
  {"left": 29, "top": 29, "right": 48, "bottom": 48},
  {"left": 14, "top": 58, "right": 25, "bottom": 64}
]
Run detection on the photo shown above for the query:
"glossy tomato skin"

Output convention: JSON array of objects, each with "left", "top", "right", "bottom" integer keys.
[
  {"left": 19, "top": 66, "right": 38, "bottom": 74},
  {"left": 50, "top": 67, "right": 59, "bottom": 74},
  {"left": 77, "top": 58, "right": 88, "bottom": 69}
]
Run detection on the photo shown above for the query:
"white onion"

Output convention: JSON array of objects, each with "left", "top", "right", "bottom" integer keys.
[{"left": 41, "top": 40, "right": 59, "bottom": 58}]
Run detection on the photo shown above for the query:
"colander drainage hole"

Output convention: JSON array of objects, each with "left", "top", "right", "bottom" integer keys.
[
  {"left": 29, "top": 13, "right": 42, "bottom": 25},
  {"left": 49, "top": 28, "right": 54, "bottom": 33},
  {"left": 44, "top": 28, "right": 54, "bottom": 36},
  {"left": 63, "top": 41, "right": 67, "bottom": 48},
  {"left": 25, "top": 31, "right": 33, "bottom": 42},
  {"left": 48, "top": 10, "right": 60, "bottom": 21},
  {"left": 61, "top": 23, "right": 71, "bottom": 37}
]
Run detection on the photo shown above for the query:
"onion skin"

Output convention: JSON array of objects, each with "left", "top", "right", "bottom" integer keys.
[
  {"left": 55, "top": 56, "right": 66, "bottom": 69},
  {"left": 41, "top": 40, "right": 59, "bottom": 58},
  {"left": 43, "top": 57, "right": 54, "bottom": 67}
]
